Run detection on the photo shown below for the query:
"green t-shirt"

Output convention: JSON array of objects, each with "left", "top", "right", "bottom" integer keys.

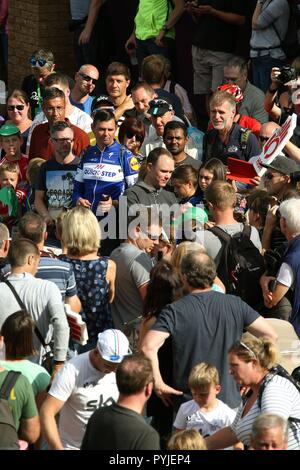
[
  {"left": 0, "top": 370, "right": 38, "bottom": 430},
  {"left": 0, "top": 360, "right": 50, "bottom": 395},
  {"left": 135, "top": 0, "right": 175, "bottom": 40}
]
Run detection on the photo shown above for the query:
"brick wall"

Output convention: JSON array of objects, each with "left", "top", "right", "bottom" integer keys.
[{"left": 8, "top": 0, "right": 75, "bottom": 92}]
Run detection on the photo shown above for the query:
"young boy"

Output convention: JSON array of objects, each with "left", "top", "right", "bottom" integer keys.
[
  {"left": 173, "top": 363, "right": 236, "bottom": 438},
  {"left": 0, "top": 123, "right": 28, "bottom": 186},
  {"left": 0, "top": 161, "right": 27, "bottom": 230}
]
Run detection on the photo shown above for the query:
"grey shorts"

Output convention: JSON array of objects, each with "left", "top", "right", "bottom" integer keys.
[{"left": 192, "top": 46, "right": 234, "bottom": 95}]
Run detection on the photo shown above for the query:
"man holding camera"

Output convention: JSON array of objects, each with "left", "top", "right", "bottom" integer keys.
[
  {"left": 265, "top": 66, "right": 300, "bottom": 147},
  {"left": 260, "top": 154, "right": 299, "bottom": 253}
]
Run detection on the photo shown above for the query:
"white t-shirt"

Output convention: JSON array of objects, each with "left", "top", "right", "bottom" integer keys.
[
  {"left": 141, "top": 116, "right": 202, "bottom": 161},
  {"left": 173, "top": 398, "right": 236, "bottom": 437},
  {"left": 276, "top": 262, "right": 294, "bottom": 288},
  {"left": 49, "top": 351, "right": 119, "bottom": 450}
]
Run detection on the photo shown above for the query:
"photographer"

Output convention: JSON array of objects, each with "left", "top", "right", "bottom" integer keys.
[
  {"left": 261, "top": 198, "right": 300, "bottom": 337},
  {"left": 250, "top": 0, "right": 290, "bottom": 93},
  {"left": 259, "top": 154, "right": 299, "bottom": 252},
  {"left": 264, "top": 63, "right": 300, "bottom": 126}
]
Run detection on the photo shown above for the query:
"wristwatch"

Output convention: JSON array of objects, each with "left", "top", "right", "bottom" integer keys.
[{"left": 162, "top": 24, "right": 169, "bottom": 33}]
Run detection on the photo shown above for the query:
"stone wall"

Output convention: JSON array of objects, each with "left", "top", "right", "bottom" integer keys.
[{"left": 8, "top": 0, "right": 75, "bottom": 92}]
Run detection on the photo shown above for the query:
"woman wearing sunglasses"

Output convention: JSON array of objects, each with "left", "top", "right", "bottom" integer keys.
[
  {"left": 206, "top": 336, "right": 300, "bottom": 450},
  {"left": 5, "top": 90, "right": 32, "bottom": 154},
  {"left": 118, "top": 117, "right": 145, "bottom": 163}
]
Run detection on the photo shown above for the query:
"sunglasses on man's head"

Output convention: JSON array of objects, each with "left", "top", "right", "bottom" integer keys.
[
  {"left": 7, "top": 105, "right": 25, "bottom": 111},
  {"left": 30, "top": 57, "right": 47, "bottom": 67},
  {"left": 80, "top": 73, "right": 98, "bottom": 84}
]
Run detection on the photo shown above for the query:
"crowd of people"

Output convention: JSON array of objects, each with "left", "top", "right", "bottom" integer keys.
[{"left": 1, "top": 0, "right": 300, "bottom": 453}]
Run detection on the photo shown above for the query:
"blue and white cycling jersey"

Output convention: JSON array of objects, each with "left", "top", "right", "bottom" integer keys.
[{"left": 72, "top": 141, "right": 139, "bottom": 214}]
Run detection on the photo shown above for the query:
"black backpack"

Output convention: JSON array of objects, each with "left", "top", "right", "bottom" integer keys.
[
  {"left": 0, "top": 371, "right": 21, "bottom": 450},
  {"left": 209, "top": 225, "right": 265, "bottom": 308},
  {"left": 257, "top": 364, "right": 300, "bottom": 424}
]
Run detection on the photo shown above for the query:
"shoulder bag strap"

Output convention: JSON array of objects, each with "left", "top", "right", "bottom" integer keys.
[
  {"left": 208, "top": 225, "right": 232, "bottom": 243},
  {"left": 3, "top": 279, "right": 48, "bottom": 348},
  {"left": 0, "top": 371, "right": 21, "bottom": 399},
  {"left": 242, "top": 224, "right": 251, "bottom": 238}
]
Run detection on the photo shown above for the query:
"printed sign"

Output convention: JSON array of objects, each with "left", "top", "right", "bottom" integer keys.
[{"left": 253, "top": 113, "right": 297, "bottom": 176}]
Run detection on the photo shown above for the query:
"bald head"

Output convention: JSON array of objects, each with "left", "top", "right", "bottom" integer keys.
[
  {"left": 75, "top": 64, "right": 99, "bottom": 97},
  {"left": 79, "top": 64, "right": 99, "bottom": 79},
  {"left": 181, "top": 252, "right": 216, "bottom": 289},
  {"left": 259, "top": 122, "right": 280, "bottom": 149}
]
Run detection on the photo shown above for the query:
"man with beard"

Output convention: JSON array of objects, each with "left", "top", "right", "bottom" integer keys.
[
  {"left": 163, "top": 121, "right": 201, "bottom": 170},
  {"left": 203, "top": 91, "right": 260, "bottom": 164}
]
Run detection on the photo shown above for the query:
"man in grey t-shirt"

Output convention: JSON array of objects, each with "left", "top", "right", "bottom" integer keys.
[
  {"left": 196, "top": 180, "right": 261, "bottom": 266},
  {"left": 110, "top": 210, "right": 161, "bottom": 332},
  {"left": 0, "top": 239, "right": 69, "bottom": 373}
]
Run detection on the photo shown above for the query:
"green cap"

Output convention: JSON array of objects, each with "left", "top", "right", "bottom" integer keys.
[{"left": 0, "top": 123, "right": 21, "bottom": 137}]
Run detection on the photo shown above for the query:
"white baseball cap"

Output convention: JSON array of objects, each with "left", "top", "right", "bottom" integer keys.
[{"left": 97, "top": 329, "right": 130, "bottom": 363}]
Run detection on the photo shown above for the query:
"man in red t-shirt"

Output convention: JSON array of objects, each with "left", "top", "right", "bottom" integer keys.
[{"left": 28, "top": 87, "right": 90, "bottom": 161}]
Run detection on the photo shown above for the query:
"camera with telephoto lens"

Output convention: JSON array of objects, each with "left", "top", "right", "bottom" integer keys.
[{"left": 277, "top": 65, "right": 297, "bottom": 85}]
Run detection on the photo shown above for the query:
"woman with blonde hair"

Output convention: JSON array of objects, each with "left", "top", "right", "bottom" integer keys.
[
  {"left": 206, "top": 336, "right": 300, "bottom": 450},
  {"left": 60, "top": 206, "right": 116, "bottom": 350}
]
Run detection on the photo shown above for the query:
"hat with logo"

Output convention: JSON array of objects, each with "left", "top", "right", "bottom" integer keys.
[
  {"left": 262, "top": 154, "right": 299, "bottom": 176},
  {"left": 97, "top": 329, "right": 130, "bottom": 363},
  {"left": 91, "top": 95, "right": 115, "bottom": 114},
  {"left": 0, "top": 123, "right": 21, "bottom": 137},
  {"left": 148, "top": 99, "right": 173, "bottom": 117}
]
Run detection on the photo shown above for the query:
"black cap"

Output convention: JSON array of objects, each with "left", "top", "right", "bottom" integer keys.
[
  {"left": 148, "top": 99, "right": 173, "bottom": 117},
  {"left": 262, "top": 154, "right": 299, "bottom": 175},
  {"left": 91, "top": 95, "right": 115, "bottom": 114}
]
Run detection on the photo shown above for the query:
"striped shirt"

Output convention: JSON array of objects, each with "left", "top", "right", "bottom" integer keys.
[
  {"left": 231, "top": 374, "right": 300, "bottom": 450},
  {"left": 1, "top": 256, "right": 77, "bottom": 301},
  {"left": 37, "top": 257, "right": 77, "bottom": 300}
]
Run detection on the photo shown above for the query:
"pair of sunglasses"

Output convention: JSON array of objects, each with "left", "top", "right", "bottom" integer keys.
[
  {"left": 80, "top": 73, "right": 98, "bottom": 85},
  {"left": 7, "top": 105, "right": 25, "bottom": 111},
  {"left": 29, "top": 57, "right": 48, "bottom": 67},
  {"left": 126, "top": 131, "right": 143, "bottom": 141}
]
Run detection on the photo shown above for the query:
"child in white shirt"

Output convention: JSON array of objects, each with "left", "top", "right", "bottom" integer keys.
[{"left": 174, "top": 362, "right": 236, "bottom": 437}]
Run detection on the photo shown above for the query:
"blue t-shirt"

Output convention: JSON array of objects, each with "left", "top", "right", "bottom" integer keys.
[{"left": 70, "top": 95, "right": 94, "bottom": 116}]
